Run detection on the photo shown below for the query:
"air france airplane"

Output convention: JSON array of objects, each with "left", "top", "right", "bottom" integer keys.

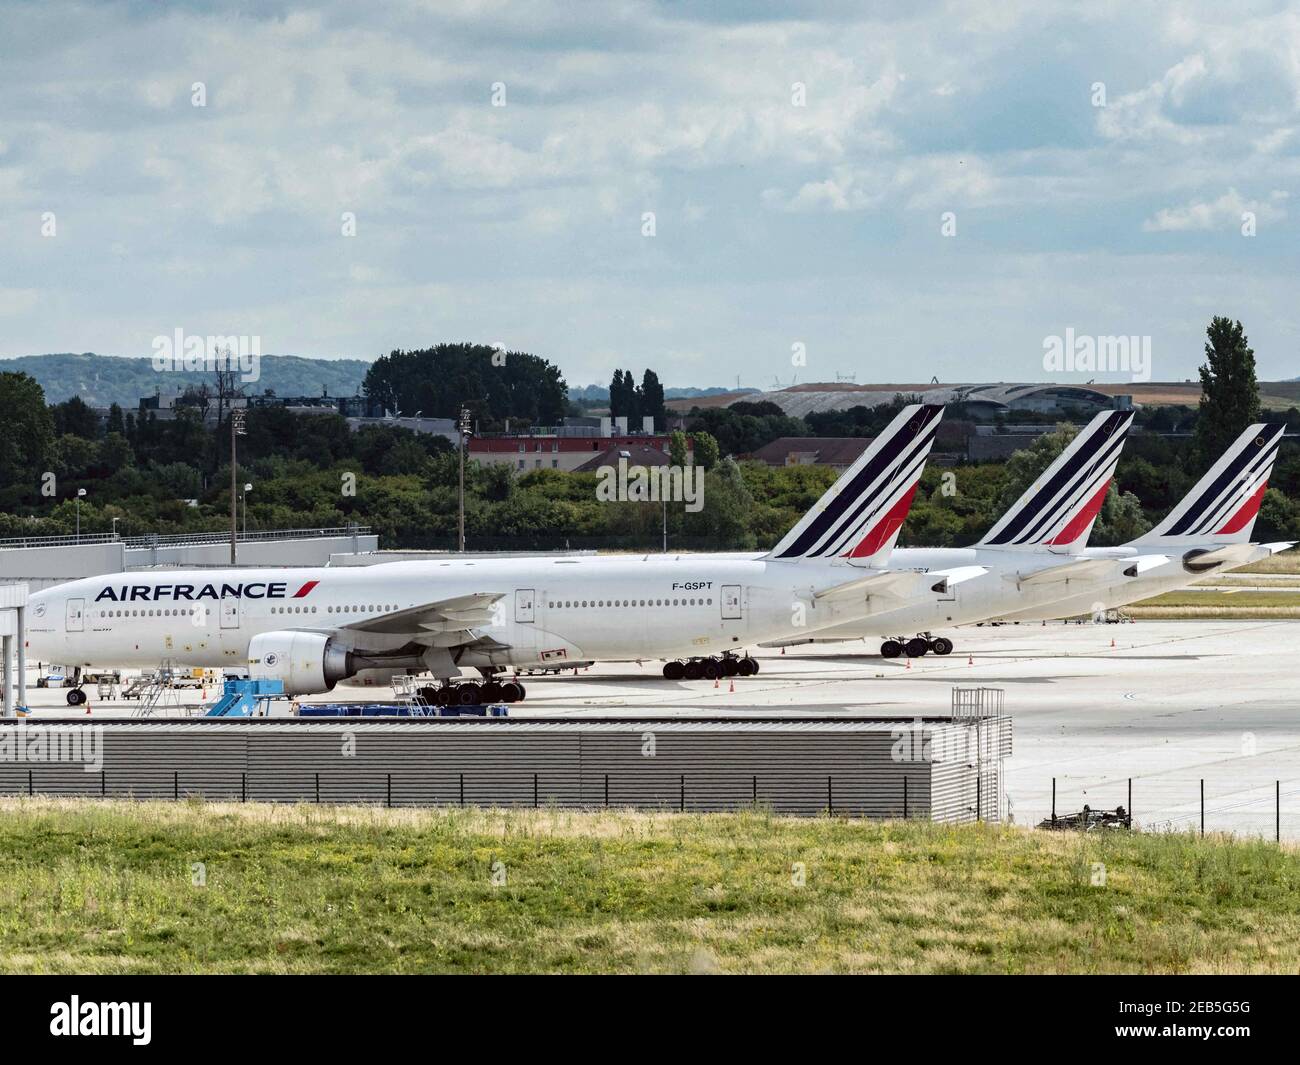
[
  {"left": 27, "top": 405, "right": 954, "bottom": 706},
  {"left": 763, "top": 408, "right": 1151, "bottom": 655},
  {"left": 991, "top": 421, "right": 1291, "bottom": 624},
  {"left": 767, "top": 415, "right": 1289, "bottom": 656}
]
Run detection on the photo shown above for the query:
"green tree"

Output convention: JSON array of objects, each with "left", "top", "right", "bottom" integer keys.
[
  {"left": 693, "top": 431, "right": 720, "bottom": 470},
  {"left": 0, "top": 373, "right": 55, "bottom": 492},
  {"left": 1193, "top": 317, "right": 1261, "bottom": 466},
  {"left": 639, "top": 369, "right": 666, "bottom": 429},
  {"left": 684, "top": 456, "right": 756, "bottom": 548},
  {"left": 51, "top": 396, "right": 100, "bottom": 439},
  {"left": 668, "top": 430, "right": 689, "bottom": 468},
  {"left": 363, "top": 343, "right": 568, "bottom": 427}
]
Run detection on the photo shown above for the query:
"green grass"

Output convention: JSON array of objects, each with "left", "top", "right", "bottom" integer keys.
[
  {"left": 1128, "top": 590, "right": 1300, "bottom": 618},
  {"left": 1, "top": 799, "right": 1298, "bottom": 974}
]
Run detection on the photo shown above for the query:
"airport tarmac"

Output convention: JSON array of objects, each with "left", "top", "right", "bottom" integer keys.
[{"left": 17, "top": 619, "right": 1300, "bottom": 838}]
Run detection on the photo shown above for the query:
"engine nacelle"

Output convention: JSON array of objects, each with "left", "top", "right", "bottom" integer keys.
[{"left": 247, "top": 630, "right": 355, "bottom": 696}]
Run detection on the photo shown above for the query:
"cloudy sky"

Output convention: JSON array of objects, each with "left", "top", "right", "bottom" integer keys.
[{"left": 1, "top": 0, "right": 1298, "bottom": 387}]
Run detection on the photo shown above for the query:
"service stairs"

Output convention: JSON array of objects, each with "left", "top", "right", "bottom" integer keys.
[{"left": 204, "top": 679, "right": 287, "bottom": 717}]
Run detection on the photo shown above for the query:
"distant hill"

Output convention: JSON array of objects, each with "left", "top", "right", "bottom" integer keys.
[
  {"left": 569, "top": 383, "right": 757, "bottom": 403},
  {"left": 0, "top": 352, "right": 371, "bottom": 407}
]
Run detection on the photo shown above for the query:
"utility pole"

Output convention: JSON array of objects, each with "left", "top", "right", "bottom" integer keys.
[
  {"left": 230, "top": 407, "right": 246, "bottom": 564},
  {"left": 457, "top": 407, "right": 472, "bottom": 552}
]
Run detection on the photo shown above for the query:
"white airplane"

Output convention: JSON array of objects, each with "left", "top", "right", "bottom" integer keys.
[
  {"left": 762, "top": 408, "right": 1158, "bottom": 656},
  {"left": 990, "top": 421, "right": 1290, "bottom": 624},
  {"left": 26, "top": 404, "right": 956, "bottom": 706}
]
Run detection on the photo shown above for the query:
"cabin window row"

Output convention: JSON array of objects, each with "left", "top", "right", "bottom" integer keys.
[{"left": 546, "top": 598, "right": 713, "bottom": 609}]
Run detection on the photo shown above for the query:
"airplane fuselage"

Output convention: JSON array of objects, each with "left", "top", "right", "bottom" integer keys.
[{"left": 25, "top": 555, "right": 901, "bottom": 679}]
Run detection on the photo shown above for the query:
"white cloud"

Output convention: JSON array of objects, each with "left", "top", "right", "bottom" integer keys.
[{"left": 1142, "top": 188, "right": 1289, "bottom": 232}]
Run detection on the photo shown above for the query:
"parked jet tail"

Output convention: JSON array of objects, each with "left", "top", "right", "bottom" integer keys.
[
  {"left": 764, "top": 403, "right": 944, "bottom": 567},
  {"left": 974, "top": 409, "right": 1135, "bottom": 554},
  {"left": 1130, "top": 422, "right": 1284, "bottom": 548}
]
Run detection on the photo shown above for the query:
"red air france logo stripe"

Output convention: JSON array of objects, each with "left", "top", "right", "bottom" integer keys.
[
  {"left": 293, "top": 580, "right": 319, "bottom": 598},
  {"left": 1216, "top": 481, "right": 1268, "bottom": 535},
  {"left": 844, "top": 482, "right": 919, "bottom": 559},
  {"left": 1047, "top": 479, "right": 1110, "bottom": 546}
]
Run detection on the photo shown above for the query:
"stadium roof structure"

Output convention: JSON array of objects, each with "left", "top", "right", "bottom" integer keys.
[{"left": 725, "top": 382, "right": 1126, "bottom": 419}]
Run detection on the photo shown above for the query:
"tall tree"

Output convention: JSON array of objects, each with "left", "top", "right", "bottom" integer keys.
[
  {"left": 639, "top": 369, "right": 666, "bottom": 430},
  {"left": 1193, "top": 316, "right": 1261, "bottom": 466},
  {"left": 0, "top": 372, "right": 55, "bottom": 492},
  {"left": 608, "top": 368, "right": 640, "bottom": 425}
]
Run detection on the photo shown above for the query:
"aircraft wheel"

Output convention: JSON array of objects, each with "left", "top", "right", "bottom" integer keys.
[
  {"left": 701, "top": 658, "right": 721, "bottom": 680},
  {"left": 66, "top": 688, "right": 86, "bottom": 706},
  {"left": 418, "top": 685, "right": 439, "bottom": 704},
  {"left": 683, "top": 660, "right": 703, "bottom": 681},
  {"left": 738, "top": 657, "right": 758, "bottom": 677},
  {"left": 663, "top": 661, "right": 685, "bottom": 680},
  {"left": 722, "top": 657, "right": 740, "bottom": 677},
  {"left": 930, "top": 636, "right": 954, "bottom": 656},
  {"left": 904, "top": 637, "right": 929, "bottom": 658},
  {"left": 499, "top": 681, "right": 523, "bottom": 703},
  {"left": 880, "top": 640, "right": 903, "bottom": 658},
  {"left": 480, "top": 681, "right": 503, "bottom": 703},
  {"left": 456, "top": 683, "right": 482, "bottom": 705}
]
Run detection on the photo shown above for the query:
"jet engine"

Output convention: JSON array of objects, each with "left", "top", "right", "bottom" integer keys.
[{"left": 247, "top": 630, "right": 356, "bottom": 695}]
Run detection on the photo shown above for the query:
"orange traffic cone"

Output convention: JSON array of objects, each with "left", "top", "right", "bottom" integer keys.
[
  {"left": 713, "top": 676, "right": 719, "bottom": 689},
  {"left": 1110, "top": 638, "right": 1116, "bottom": 648},
  {"left": 729, "top": 678, "right": 735, "bottom": 693},
  {"left": 84, "top": 702, "right": 91, "bottom": 714},
  {"left": 967, "top": 655, "right": 973, "bottom": 666},
  {"left": 905, "top": 658, "right": 911, "bottom": 670}
]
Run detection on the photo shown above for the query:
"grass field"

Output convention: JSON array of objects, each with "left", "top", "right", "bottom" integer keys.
[
  {"left": 1128, "top": 590, "right": 1300, "bottom": 618},
  {"left": 1, "top": 799, "right": 1298, "bottom": 974}
]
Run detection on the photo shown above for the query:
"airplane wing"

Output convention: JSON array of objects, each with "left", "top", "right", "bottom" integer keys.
[{"left": 339, "top": 592, "right": 506, "bottom": 636}]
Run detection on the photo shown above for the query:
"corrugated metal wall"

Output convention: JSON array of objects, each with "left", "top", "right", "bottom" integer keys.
[{"left": 0, "top": 718, "right": 1004, "bottom": 823}]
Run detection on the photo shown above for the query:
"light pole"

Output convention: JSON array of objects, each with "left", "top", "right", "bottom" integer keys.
[
  {"left": 457, "top": 407, "right": 472, "bottom": 552},
  {"left": 75, "top": 488, "right": 86, "bottom": 541},
  {"left": 230, "top": 408, "right": 246, "bottom": 564},
  {"left": 242, "top": 482, "right": 252, "bottom": 538}
]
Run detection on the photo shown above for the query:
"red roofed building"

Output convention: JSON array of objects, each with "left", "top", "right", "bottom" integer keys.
[{"left": 469, "top": 435, "right": 688, "bottom": 474}]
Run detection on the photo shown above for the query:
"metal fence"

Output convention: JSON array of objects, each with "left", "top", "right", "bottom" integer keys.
[
  {"left": 1040, "top": 775, "right": 1298, "bottom": 841},
  {"left": 0, "top": 525, "right": 372, "bottom": 551}
]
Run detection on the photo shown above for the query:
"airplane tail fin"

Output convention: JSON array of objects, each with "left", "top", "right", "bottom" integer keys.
[
  {"left": 764, "top": 403, "right": 943, "bottom": 568},
  {"left": 974, "top": 409, "right": 1135, "bottom": 554},
  {"left": 1131, "top": 423, "right": 1284, "bottom": 548}
]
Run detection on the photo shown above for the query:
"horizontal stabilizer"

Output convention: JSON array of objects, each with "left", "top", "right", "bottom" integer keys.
[
  {"left": 928, "top": 565, "right": 987, "bottom": 593},
  {"left": 1121, "top": 553, "right": 1169, "bottom": 577},
  {"left": 814, "top": 570, "right": 928, "bottom": 601},
  {"left": 1011, "top": 557, "right": 1137, "bottom": 587}
]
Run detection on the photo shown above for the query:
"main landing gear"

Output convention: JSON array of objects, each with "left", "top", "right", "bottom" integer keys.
[
  {"left": 880, "top": 634, "right": 954, "bottom": 659},
  {"left": 662, "top": 654, "right": 759, "bottom": 681},
  {"left": 418, "top": 679, "right": 527, "bottom": 706}
]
